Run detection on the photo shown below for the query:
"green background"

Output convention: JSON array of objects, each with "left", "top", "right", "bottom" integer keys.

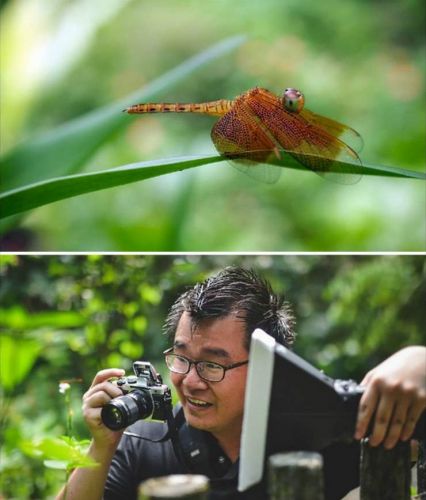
[
  {"left": 1, "top": 254, "right": 425, "bottom": 497},
  {"left": 1, "top": 0, "right": 425, "bottom": 251}
]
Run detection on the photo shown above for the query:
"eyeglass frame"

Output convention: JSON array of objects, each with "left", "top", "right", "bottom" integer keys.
[{"left": 163, "top": 347, "right": 249, "bottom": 382}]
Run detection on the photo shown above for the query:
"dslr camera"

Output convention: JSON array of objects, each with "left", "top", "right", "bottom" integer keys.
[{"left": 101, "top": 361, "right": 172, "bottom": 431}]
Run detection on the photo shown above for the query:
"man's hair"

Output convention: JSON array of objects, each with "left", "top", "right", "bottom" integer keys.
[{"left": 163, "top": 267, "right": 295, "bottom": 350}]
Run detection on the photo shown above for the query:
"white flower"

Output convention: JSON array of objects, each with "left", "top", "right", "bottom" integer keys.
[{"left": 59, "top": 382, "right": 71, "bottom": 394}]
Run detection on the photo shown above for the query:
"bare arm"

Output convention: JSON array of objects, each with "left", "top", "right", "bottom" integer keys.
[
  {"left": 354, "top": 346, "right": 426, "bottom": 449},
  {"left": 56, "top": 368, "right": 125, "bottom": 500}
]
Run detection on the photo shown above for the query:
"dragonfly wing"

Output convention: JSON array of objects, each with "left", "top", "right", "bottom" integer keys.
[
  {"left": 289, "top": 129, "right": 362, "bottom": 184},
  {"left": 211, "top": 103, "right": 282, "bottom": 184},
  {"left": 300, "top": 109, "right": 364, "bottom": 154},
  {"left": 244, "top": 88, "right": 363, "bottom": 184},
  {"left": 231, "top": 161, "right": 282, "bottom": 184}
]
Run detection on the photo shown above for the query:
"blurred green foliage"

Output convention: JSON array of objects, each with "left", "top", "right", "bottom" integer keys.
[
  {"left": 0, "top": 255, "right": 425, "bottom": 497},
  {"left": 21, "top": 435, "right": 97, "bottom": 472},
  {"left": 1, "top": 0, "right": 425, "bottom": 251}
]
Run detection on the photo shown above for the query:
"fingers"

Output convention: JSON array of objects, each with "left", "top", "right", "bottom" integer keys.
[
  {"left": 354, "top": 347, "right": 426, "bottom": 449},
  {"left": 382, "top": 395, "right": 409, "bottom": 449},
  {"left": 89, "top": 368, "right": 125, "bottom": 389},
  {"left": 354, "top": 381, "right": 379, "bottom": 440},
  {"left": 84, "top": 388, "right": 121, "bottom": 407},
  {"left": 83, "top": 386, "right": 120, "bottom": 424},
  {"left": 82, "top": 369, "right": 125, "bottom": 428},
  {"left": 355, "top": 378, "right": 426, "bottom": 448},
  {"left": 359, "top": 369, "right": 373, "bottom": 387},
  {"left": 84, "top": 380, "right": 123, "bottom": 402},
  {"left": 370, "top": 390, "right": 402, "bottom": 448},
  {"left": 401, "top": 397, "right": 426, "bottom": 441},
  {"left": 83, "top": 400, "right": 115, "bottom": 428},
  {"left": 83, "top": 391, "right": 111, "bottom": 425},
  {"left": 78, "top": 369, "right": 129, "bottom": 449}
]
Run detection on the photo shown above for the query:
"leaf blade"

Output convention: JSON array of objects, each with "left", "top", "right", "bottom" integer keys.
[
  {"left": 0, "top": 153, "right": 424, "bottom": 220},
  {"left": 0, "top": 35, "right": 247, "bottom": 192}
]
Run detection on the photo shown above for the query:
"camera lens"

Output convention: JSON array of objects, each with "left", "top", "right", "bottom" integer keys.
[{"left": 101, "top": 390, "right": 153, "bottom": 430}]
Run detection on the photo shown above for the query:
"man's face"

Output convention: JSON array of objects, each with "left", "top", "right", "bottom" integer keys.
[{"left": 170, "top": 312, "right": 249, "bottom": 441}]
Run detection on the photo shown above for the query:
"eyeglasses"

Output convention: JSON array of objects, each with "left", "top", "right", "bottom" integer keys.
[{"left": 163, "top": 347, "right": 249, "bottom": 382}]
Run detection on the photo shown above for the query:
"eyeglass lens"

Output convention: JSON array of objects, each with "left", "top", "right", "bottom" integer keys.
[{"left": 166, "top": 354, "right": 224, "bottom": 381}]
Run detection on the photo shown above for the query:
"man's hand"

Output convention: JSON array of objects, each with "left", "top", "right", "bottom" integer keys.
[
  {"left": 354, "top": 346, "right": 426, "bottom": 449},
  {"left": 56, "top": 368, "right": 128, "bottom": 500},
  {"left": 82, "top": 368, "right": 126, "bottom": 449}
]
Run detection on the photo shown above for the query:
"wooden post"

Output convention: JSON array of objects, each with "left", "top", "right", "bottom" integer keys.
[
  {"left": 138, "top": 474, "right": 209, "bottom": 500},
  {"left": 418, "top": 440, "right": 426, "bottom": 496},
  {"left": 268, "top": 451, "right": 324, "bottom": 500},
  {"left": 360, "top": 438, "right": 410, "bottom": 500}
]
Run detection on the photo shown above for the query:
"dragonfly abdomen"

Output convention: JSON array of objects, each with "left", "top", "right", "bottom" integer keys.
[{"left": 125, "top": 100, "right": 233, "bottom": 116}]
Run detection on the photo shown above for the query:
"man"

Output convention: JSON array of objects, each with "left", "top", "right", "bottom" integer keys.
[{"left": 58, "top": 267, "right": 426, "bottom": 499}]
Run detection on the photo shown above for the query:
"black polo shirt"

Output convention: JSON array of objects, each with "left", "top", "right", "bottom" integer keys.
[{"left": 104, "top": 408, "right": 360, "bottom": 500}]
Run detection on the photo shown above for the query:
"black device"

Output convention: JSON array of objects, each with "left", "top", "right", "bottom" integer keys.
[
  {"left": 100, "top": 361, "right": 208, "bottom": 472},
  {"left": 238, "top": 329, "right": 426, "bottom": 491},
  {"left": 101, "top": 361, "right": 172, "bottom": 430},
  {"left": 268, "top": 344, "right": 425, "bottom": 453}
]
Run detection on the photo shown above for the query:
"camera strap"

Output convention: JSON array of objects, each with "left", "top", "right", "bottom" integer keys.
[
  {"left": 164, "top": 401, "right": 195, "bottom": 471},
  {"left": 124, "top": 404, "right": 238, "bottom": 484},
  {"left": 122, "top": 408, "right": 200, "bottom": 472},
  {"left": 122, "top": 391, "right": 178, "bottom": 444},
  {"left": 123, "top": 430, "right": 170, "bottom": 443},
  {"left": 175, "top": 414, "right": 213, "bottom": 475},
  {"left": 149, "top": 402, "right": 217, "bottom": 475}
]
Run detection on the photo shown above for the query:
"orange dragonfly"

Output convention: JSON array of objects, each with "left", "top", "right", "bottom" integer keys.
[{"left": 124, "top": 87, "right": 363, "bottom": 183}]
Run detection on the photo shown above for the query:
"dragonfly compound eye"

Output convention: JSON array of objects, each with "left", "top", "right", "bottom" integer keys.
[{"left": 283, "top": 88, "right": 305, "bottom": 113}]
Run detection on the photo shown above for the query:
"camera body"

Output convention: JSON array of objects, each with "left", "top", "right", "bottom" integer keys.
[
  {"left": 101, "top": 361, "right": 172, "bottom": 430},
  {"left": 334, "top": 378, "right": 365, "bottom": 409},
  {"left": 116, "top": 361, "right": 170, "bottom": 421}
]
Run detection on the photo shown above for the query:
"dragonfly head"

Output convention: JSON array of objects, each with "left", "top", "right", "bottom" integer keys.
[{"left": 282, "top": 88, "right": 305, "bottom": 113}]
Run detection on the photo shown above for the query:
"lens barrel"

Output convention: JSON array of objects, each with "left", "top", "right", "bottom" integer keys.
[{"left": 101, "top": 390, "right": 153, "bottom": 430}]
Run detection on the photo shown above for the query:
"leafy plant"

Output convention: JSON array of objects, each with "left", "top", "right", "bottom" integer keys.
[
  {"left": 21, "top": 435, "right": 97, "bottom": 472},
  {"left": 0, "top": 153, "right": 424, "bottom": 220},
  {"left": 1, "top": 33, "right": 424, "bottom": 225},
  {"left": 0, "top": 334, "right": 43, "bottom": 391},
  {"left": 1, "top": 255, "right": 425, "bottom": 497},
  {"left": 0, "top": 35, "right": 246, "bottom": 231},
  {"left": 20, "top": 382, "right": 98, "bottom": 500}
]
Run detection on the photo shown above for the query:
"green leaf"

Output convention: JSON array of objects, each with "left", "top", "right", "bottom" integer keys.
[
  {"left": 43, "top": 460, "right": 68, "bottom": 470},
  {"left": 21, "top": 436, "right": 98, "bottom": 470},
  {"left": 30, "top": 437, "right": 73, "bottom": 461},
  {"left": 0, "top": 153, "right": 424, "bottom": 220},
  {"left": 0, "top": 307, "right": 84, "bottom": 329},
  {"left": 0, "top": 155, "right": 219, "bottom": 219},
  {"left": 0, "top": 35, "right": 246, "bottom": 193},
  {"left": 59, "top": 436, "right": 91, "bottom": 447},
  {"left": 0, "top": 334, "right": 43, "bottom": 391},
  {"left": 119, "top": 340, "right": 143, "bottom": 358},
  {"left": 139, "top": 283, "right": 162, "bottom": 305}
]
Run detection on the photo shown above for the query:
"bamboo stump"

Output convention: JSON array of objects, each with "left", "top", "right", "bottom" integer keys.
[
  {"left": 138, "top": 474, "right": 209, "bottom": 500},
  {"left": 360, "top": 438, "right": 410, "bottom": 500},
  {"left": 268, "top": 451, "right": 324, "bottom": 500}
]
